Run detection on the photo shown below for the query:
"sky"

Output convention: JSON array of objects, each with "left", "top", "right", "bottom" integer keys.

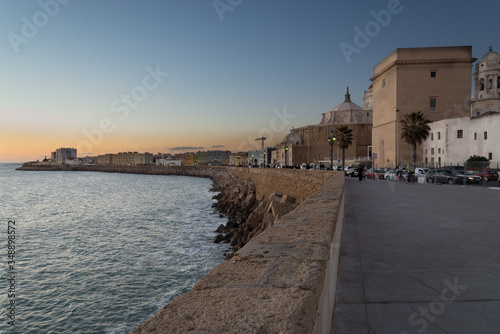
[{"left": 0, "top": 0, "right": 498, "bottom": 162}]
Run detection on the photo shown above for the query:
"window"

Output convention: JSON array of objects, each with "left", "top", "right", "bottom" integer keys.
[
  {"left": 457, "top": 130, "right": 463, "bottom": 138},
  {"left": 425, "top": 149, "right": 427, "bottom": 154},
  {"left": 474, "top": 132, "right": 477, "bottom": 140},
  {"left": 431, "top": 148, "right": 434, "bottom": 155},
  {"left": 438, "top": 132, "right": 441, "bottom": 140},
  {"left": 480, "top": 78, "right": 484, "bottom": 91},
  {"left": 430, "top": 97, "right": 437, "bottom": 111},
  {"left": 431, "top": 133, "right": 434, "bottom": 141},
  {"left": 489, "top": 153, "right": 493, "bottom": 160},
  {"left": 382, "top": 79, "right": 386, "bottom": 87},
  {"left": 489, "top": 79, "right": 493, "bottom": 90},
  {"left": 484, "top": 132, "right": 488, "bottom": 140},
  {"left": 438, "top": 148, "right": 441, "bottom": 153},
  {"left": 438, "top": 157, "right": 441, "bottom": 164},
  {"left": 430, "top": 71, "right": 436, "bottom": 78},
  {"left": 497, "top": 77, "right": 500, "bottom": 89}
]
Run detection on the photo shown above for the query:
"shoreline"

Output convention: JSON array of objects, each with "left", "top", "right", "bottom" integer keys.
[
  {"left": 17, "top": 163, "right": 342, "bottom": 332},
  {"left": 16, "top": 163, "right": 296, "bottom": 258}
]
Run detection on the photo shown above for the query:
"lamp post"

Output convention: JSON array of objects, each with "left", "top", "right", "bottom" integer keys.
[
  {"left": 394, "top": 107, "right": 399, "bottom": 167},
  {"left": 328, "top": 131, "right": 336, "bottom": 170},
  {"left": 251, "top": 154, "right": 254, "bottom": 167},
  {"left": 307, "top": 128, "right": 309, "bottom": 165},
  {"left": 284, "top": 145, "right": 288, "bottom": 167}
]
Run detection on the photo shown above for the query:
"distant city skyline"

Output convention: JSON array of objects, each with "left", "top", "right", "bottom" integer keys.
[{"left": 1, "top": 0, "right": 498, "bottom": 162}]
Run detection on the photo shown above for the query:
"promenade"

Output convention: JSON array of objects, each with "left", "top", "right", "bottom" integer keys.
[{"left": 334, "top": 177, "right": 500, "bottom": 333}]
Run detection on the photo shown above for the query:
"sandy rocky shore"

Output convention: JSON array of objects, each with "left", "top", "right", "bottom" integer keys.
[{"left": 17, "top": 163, "right": 295, "bottom": 259}]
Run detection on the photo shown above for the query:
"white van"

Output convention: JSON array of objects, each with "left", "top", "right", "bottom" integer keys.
[{"left": 414, "top": 168, "right": 429, "bottom": 176}]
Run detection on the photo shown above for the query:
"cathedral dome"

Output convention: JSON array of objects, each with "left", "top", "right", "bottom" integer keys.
[
  {"left": 480, "top": 49, "right": 500, "bottom": 63},
  {"left": 477, "top": 48, "right": 500, "bottom": 72},
  {"left": 282, "top": 128, "right": 303, "bottom": 146},
  {"left": 332, "top": 87, "right": 363, "bottom": 111}
]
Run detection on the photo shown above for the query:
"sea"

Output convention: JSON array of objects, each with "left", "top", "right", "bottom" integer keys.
[{"left": 0, "top": 163, "right": 228, "bottom": 333}]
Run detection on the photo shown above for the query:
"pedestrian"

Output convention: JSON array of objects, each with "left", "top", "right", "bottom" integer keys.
[{"left": 358, "top": 165, "right": 364, "bottom": 182}]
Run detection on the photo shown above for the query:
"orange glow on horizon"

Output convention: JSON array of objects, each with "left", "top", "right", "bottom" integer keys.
[{"left": 0, "top": 128, "right": 284, "bottom": 162}]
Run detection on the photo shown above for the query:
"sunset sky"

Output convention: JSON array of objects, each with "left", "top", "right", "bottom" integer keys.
[{"left": 1, "top": 0, "right": 498, "bottom": 162}]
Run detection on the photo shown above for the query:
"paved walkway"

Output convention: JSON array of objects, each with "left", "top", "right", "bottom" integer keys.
[{"left": 334, "top": 178, "right": 500, "bottom": 334}]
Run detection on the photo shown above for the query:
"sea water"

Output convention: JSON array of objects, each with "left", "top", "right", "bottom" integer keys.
[{"left": 0, "top": 164, "right": 228, "bottom": 333}]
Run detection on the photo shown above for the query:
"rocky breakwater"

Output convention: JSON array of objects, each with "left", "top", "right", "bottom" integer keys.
[{"left": 212, "top": 178, "right": 297, "bottom": 258}]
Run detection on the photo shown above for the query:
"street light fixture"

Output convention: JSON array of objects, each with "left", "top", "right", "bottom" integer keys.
[
  {"left": 284, "top": 145, "right": 288, "bottom": 167},
  {"left": 328, "top": 131, "right": 336, "bottom": 170},
  {"left": 393, "top": 107, "right": 399, "bottom": 167}
]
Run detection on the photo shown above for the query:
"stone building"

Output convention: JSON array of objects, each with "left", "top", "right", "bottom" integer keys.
[
  {"left": 55, "top": 147, "right": 77, "bottom": 163},
  {"left": 274, "top": 88, "right": 372, "bottom": 167},
  {"left": 370, "top": 46, "right": 476, "bottom": 167},
  {"left": 96, "top": 152, "right": 153, "bottom": 165},
  {"left": 423, "top": 48, "right": 500, "bottom": 167}
]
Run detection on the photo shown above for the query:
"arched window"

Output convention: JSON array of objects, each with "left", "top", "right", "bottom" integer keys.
[
  {"left": 480, "top": 78, "right": 485, "bottom": 91},
  {"left": 489, "top": 79, "right": 493, "bottom": 90},
  {"left": 497, "top": 77, "right": 500, "bottom": 89}
]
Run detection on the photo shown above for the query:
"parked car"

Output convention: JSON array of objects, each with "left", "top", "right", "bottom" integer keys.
[
  {"left": 426, "top": 169, "right": 461, "bottom": 184},
  {"left": 384, "top": 170, "right": 397, "bottom": 180},
  {"left": 346, "top": 167, "right": 358, "bottom": 177},
  {"left": 365, "top": 168, "right": 385, "bottom": 179},
  {"left": 473, "top": 170, "right": 499, "bottom": 181},
  {"left": 460, "top": 171, "right": 481, "bottom": 184}
]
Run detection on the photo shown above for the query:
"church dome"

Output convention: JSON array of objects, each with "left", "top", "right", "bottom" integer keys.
[
  {"left": 282, "top": 128, "right": 303, "bottom": 146},
  {"left": 480, "top": 49, "right": 500, "bottom": 63},
  {"left": 477, "top": 48, "right": 500, "bottom": 72},
  {"left": 332, "top": 87, "right": 363, "bottom": 111}
]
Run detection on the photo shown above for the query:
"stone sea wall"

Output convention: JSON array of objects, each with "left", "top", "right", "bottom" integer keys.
[
  {"left": 129, "top": 171, "right": 345, "bottom": 334},
  {"left": 18, "top": 164, "right": 345, "bottom": 333}
]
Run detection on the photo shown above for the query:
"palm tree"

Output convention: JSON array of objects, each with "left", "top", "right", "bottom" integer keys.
[
  {"left": 333, "top": 125, "right": 353, "bottom": 171},
  {"left": 400, "top": 111, "right": 431, "bottom": 168}
]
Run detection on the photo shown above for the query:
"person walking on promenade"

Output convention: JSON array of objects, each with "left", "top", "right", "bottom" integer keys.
[{"left": 358, "top": 165, "right": 364, "bottom": 182}]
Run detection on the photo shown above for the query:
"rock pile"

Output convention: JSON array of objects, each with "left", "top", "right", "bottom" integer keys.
[{"left": 212, "top": 177, "right": 297, "bottom": 258}]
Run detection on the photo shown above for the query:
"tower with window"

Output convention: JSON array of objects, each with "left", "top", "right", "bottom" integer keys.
[{"left": 472, "top": 47, "right": 500, "bottom": 117}]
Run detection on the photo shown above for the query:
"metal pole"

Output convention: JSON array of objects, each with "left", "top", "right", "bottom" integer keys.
[{"left": 330, "top": 143, "right": 333, "bottom": 170}]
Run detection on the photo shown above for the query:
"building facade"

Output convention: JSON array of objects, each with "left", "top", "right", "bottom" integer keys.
[
  {"left": 55, "top": 147, "right": 77, "bottom": 163},
  {"left": 274, "top": 88, "right": 372, "bottom": 167},
  {"left": 96, "top": 152, "right": 153, "bottom": 165},
  {"left": 423, "top": 48, "right": 500, "bottom": 167},
  {"left": 370, "top": 46, "right": 476, "bottom": 168}
]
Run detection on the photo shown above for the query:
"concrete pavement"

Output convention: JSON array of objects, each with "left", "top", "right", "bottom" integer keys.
[{"left": 334, "top": 177, "right": 500, "bottom": 334}]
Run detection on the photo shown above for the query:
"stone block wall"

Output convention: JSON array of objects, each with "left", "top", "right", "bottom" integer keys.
[{"left": 227, "top": 167, "right": 335, "bottom": 203}]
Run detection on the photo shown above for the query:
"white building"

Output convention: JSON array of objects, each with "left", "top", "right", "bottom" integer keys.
[
  {"left": 423, "top": 48, "right": 500, "bottom": 167},
  {"left": 156, "top": 159, "right": 182, "bottom": 166},
  {"left": 56, "top": 147, "right": 77, "bottom": 163}
]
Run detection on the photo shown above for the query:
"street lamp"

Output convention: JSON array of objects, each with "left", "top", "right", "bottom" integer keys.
[
  {"left": 284, "top": 145, "right": 288, "bottom": 167},
  {"left": 328, "top": 131, "right": 336, "bottom": 170},
  {"left": 393, "top": 107, "right": 400, "bottom": 167}
]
